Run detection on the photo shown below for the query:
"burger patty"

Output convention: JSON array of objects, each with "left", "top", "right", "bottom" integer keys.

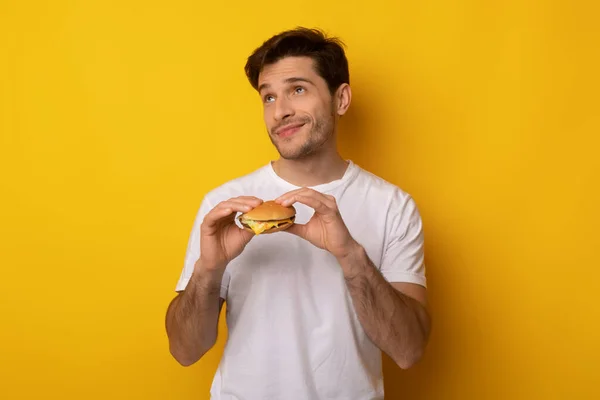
[{"left": 241, "top": 217, "right": 294, "bottom": 235}]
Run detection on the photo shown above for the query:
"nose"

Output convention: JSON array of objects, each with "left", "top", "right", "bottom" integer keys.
[{"left": 273, "top": 97, "right": 294, "bottom": 122}]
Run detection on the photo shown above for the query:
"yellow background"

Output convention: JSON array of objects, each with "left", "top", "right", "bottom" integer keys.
[{"left": 1, "top": 1, "right": 599, "bottom": 399}]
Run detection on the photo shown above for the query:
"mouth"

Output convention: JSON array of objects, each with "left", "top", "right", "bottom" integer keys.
[{"left": 275, "top": 123, "right": 305, "bottom": 138}]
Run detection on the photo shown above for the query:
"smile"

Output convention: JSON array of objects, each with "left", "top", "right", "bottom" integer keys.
[{"left": 276, "top": 123, "right": 305, "bottom": 138}]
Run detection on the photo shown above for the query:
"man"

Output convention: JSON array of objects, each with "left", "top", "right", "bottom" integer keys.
[{"left": 165, "top": 27, "right": 431, "bottom": 399}]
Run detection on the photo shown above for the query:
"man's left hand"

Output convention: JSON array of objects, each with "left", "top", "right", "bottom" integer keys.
[{"left": 275, "top": 188, "right": 359, "bottom": 259}]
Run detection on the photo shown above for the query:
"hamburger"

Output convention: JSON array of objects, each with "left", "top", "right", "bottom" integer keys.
[{"left": 238, "top": 200, "right": 296, "bottom": 235}]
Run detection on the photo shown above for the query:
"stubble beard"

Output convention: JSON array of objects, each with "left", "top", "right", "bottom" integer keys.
[{"left": 269, "top": 103, "right": 337, "bottom": 161}]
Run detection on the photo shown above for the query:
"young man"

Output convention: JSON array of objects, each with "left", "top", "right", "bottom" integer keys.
[{"left": 165, "top": 27, "right": 431, "bottom": 399}]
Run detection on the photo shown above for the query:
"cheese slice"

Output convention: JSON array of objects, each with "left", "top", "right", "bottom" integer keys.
[{"left": 242, "top": 218, "right": 293, "bottom": 235}]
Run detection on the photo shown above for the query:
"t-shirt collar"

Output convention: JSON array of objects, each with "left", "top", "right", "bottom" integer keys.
[{"left": 266, "top": 160, "right": 359, "bottom": 193}]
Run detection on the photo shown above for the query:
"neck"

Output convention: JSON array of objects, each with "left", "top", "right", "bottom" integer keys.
[{"left": 272, "top": 150, "right": 349, "bottom": 187}]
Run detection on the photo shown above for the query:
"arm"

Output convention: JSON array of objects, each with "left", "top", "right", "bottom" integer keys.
[
  {"left": 166, "top": 196, "right": 263, "bottom": 366},
  {"left": 165, "top": 261, "right": 224, "bottom": 366},
  {"left": 275, "top": 188, "right": 430, "bottom": 369},
  {"left": 338, "top": 243, "right": 431, "bottom": 369}
]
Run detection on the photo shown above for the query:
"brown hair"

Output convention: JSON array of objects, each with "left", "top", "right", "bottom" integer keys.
[{"left": 244, "top": 27, "right": 349, "bottom": 94}]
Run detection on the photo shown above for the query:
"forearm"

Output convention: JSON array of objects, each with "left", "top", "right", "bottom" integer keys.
[
  {"left": 338, "top": 244, "right": 430, "bottom": 369},
  {"left": 165, "top": 260, "right": 224, "bottom": 366}
]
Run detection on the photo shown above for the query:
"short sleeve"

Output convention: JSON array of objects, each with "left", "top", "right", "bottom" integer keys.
[
  {"left": 174, "top": 196, "right": 230, "bottom": 299},
  {"left": 379, "top": 194, "right": 427, "bottom": 288}
]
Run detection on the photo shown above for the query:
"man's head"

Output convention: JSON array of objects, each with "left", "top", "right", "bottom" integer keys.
[{"left": 245, "top": 27, "right": 351, "bottom": 160}]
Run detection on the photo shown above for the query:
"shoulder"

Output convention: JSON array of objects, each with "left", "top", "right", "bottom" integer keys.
[
  {"left": 352, "top": 164, "right": 416, "bottom": 209},
  {"left": 351, "top": 166, "right": 424, "bottom": 249}
]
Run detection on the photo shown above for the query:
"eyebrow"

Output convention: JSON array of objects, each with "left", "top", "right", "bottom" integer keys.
[{"left": 258, "top": 77, "right": 315, "bottom": 93}]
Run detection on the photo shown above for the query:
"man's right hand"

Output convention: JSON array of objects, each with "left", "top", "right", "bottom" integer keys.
[
  {"left": 167, "top": 196, "right": 262, "bottom": 366},
  {"left": 198, "top": 196, "right": 263, "bottom": 271}
]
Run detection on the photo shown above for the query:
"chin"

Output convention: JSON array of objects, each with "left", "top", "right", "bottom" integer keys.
[{"left": 279, "top": 145, "right": 318, "bottom": 160}]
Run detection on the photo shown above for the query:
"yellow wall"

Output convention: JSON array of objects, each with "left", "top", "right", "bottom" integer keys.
[{"left": 1, "top": 1, "right": 598, "bottom": 399}]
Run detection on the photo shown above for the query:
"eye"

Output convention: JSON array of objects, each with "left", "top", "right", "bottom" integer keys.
[
  {"left": 294, "top": 86, "right": 305, "bottom": 94},
  {"left": 264, "top": 94, "right": 275, "bottom": 103}
]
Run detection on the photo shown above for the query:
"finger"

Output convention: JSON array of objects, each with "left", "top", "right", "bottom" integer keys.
[
  {"left": 203, "top": 201, "right": 253, "bottom": 228},
  {"left": 281, "top": 190, "right": 336, "bottom": 210},
  {"left": 277, "top": 188, "right": 333, "bottom": 208},
  {"left": 275, "top": 188, "right": 306, "bottom": 203},
  {"left": 227, "top": 197, "right": 263, "bottom": 210},
  {"left": 229, "top": 222, "right": 256, "bottom": 242},
  {"left": 232, "top": 196, "right": 264, "bottom": 207},
  {"left": 284, "top": 194, "right": 336, "bottom": 216},
  {"left": 282, "top": 221, "right": 307, "bottom": 238},
  {"left": 239, "top": 226, "right": 256, "bottom": 242}
]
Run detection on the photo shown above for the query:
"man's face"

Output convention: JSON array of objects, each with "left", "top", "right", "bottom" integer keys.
[{"left": 257, "top": 56, "right": 337, "bottom": 160}]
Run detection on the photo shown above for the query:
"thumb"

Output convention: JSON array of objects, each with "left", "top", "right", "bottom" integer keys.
[
  {"left": 235, "top": 224, "right": 256, "bottom": 243},
  {"left": 284, "top": 222, "right": 306, "bottom": 238}
]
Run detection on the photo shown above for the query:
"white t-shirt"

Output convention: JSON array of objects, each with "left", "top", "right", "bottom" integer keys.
[{"left": 175, "top": 160, "right": 427, "bottom": 400}]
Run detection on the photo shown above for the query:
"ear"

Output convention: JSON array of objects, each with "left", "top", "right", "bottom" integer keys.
[{"left": 334, "top": 83, "right": 352, "bottom": 116}]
